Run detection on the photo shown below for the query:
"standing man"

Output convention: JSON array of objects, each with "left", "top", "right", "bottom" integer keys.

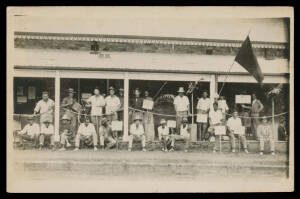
[
  {"left": 14, "top": 116, "right": 40, "bottom": 149},
  {"left": 227, "top": 110, "right": 249, "bottom": 153},
  {"left": 218, "top": 95, "right": 229, "bottom": 114},
  {"left": 158, "top": 119, "right": 171, "bottom": 152},
  {"left": 128, "top": 115, "right": 146, "bottom": 152},
  {"left": 196, "top": 91, "right": 210, "bottom": 141},
  {"left": 257, "top": 116, "right": 275, "bottom": 155},
  {"left": 99, "top": 117, "right": 117, "bottom": 150},
  {"left": 209, "top": 103, "right": 225, "bottom": 153},
  {"left": 242, "top": 93, "right": 264, "bottom": 139},
  {"left": 39, "top": 120, "right": 55, "bottom": 150},
  {"left": 86, "top": 87, "right": 106, "bottom": 141},
  {"left": 105, "top": 86, "right": 121, "bottom": 123},
  {"left": 129, "top": 88, "right": 144, "bottom": 123},
  {"left": 61, "top": 88, "right": 80, "bottom": 135},
  {"left": 34, "top": 91, "right": 55, "bottom": 125},
  {"left": 173, "top": 87, "right": 190, "bottom": 133},
  {"left": 74, "top": 117, "right": 98, "bottom": 151},
  {"left": 170, "top": 117, "right": 191, "bottom": 152}
]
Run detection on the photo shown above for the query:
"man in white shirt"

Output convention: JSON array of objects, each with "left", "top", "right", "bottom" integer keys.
[
  {"left": 128, "top": 115, "right": 146, "bottom": 152},
  {"left": 86, "top": 87, "right": 106, "bottom": 139},
  {"left": 227, "top": 110, "right": 249, "bottom": 153},
  {"left": 170, "top": 117, "right": 191, "bottom": 152},
  {"left": 34, "top": 91, "right": 55, "bottom": 125},
  {"left": 14, "top": 116, "right": 40, "bottom": 149},
  {"left": 257, "top": 116, "right": 275, "bottom": 155},
  {"left": 196, "top": 91, "right": 210, "bottom": 141},
  {"left": 218, "top": 96, "right": 229, "bottom": 114},
  {"left": 173, "top": 87, "right": 190, "bottom": 133},
  {"left": 74, "top": 117, "right": 98, "bottom": 151},
  {"left": 39, "top": 120, "right": 55, "bottom": 150},
  {"left": 105, "top": 86, "right": 121, "bottom": 122},
  {"left": 99, "top": 117, "right": 117, "bottom": 150},
  {"left": 158, "top": 119, "right": 171, "bottom": 152},
  {"left": 209, "top": 103, "right": 226, "bottom": 153}
]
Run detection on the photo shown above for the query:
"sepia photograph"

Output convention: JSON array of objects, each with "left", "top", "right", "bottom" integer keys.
[{"left": 6, "top": 6, "right": 294, "bottom": 193}]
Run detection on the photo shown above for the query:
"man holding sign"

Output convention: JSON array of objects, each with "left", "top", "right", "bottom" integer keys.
[
  {"left": 227, "top": 110, "right": 249, "bottom": 153},
  {"left": 209, "top": 102, "right": 225, "bottom": 153}
]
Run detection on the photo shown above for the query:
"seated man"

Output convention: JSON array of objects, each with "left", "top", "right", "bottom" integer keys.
[
  {"left": 74, "top": 117, "right": 98, "bottom": 151},
  {"left": 170, "top": 117, "right": 191, "bottom": 152},
  {"left": 39, "top": 120, "right": 55, "bottom": 150},
  {"left": 158, "top": 118, "right": 172, "bottom": 152},
  {"left": 209, "top": 102, "right": 225, "bottom": 153},
  {"left": 99, "top": 117, "right": 117, "bottom": 150},
  {"left": 128, "top": 115, "right": 146, "bottom": 152},
  {"left": 227, "top": 110, "right": 249, "bottom": 153},
  {"left": 257, "top": 116, "right": 275, "bottom": 155},
  {"left": 14, "top": 115, "right": 40, "bottom": 149},
  {"left": 59, "top": 114, "right": 74, "bottom": 151}
]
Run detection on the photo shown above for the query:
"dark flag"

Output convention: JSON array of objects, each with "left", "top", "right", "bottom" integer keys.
[{"left": 235, "top": 36, "right": 264, "bottom": 83}]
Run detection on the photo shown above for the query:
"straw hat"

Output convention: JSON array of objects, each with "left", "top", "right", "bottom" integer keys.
[
  {"left": 109, "top": 86, "right": 115, "bottom": 91},
  {"left": 177, "top": 87, "right": 185, "bottom": 93},
  {"left": 66, "top": 88, "right": 76, "bottom": 93},
  {"left": 61, "top": 114, "right": 70, "bottom": 121},
  {"left": 42, "top": 91, "right": 49, "bottom": 95},
  {"left": 182, "top": 117, "right": 188, "bottom": 123},
  {"left": 160, "top": 119, "right": 167, "bottom": 125},
  {"left": 133, "top": 115, "right": 142, "bottom": 121}
]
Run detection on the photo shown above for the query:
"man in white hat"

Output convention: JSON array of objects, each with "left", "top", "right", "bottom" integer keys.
[
  {"left": 158, "top": 118, "right": 171, "bottom": 152},
  {"left": 105, "top": 86, "right": 121, "bottom": 122},
  {"left": 173, "top": 87, "right": 190, "bottom": 133},
  {"left": 74, "top": 117, "right": 98, "bottom": 151},
  {"left": 14, "top": 115, "right": 40, "bottom": 149},
  {"left": 257, "top": 116, "right": 275, "bottom": 155},
  {"left": 196, "top": 91, "right": 210, "bottom": 141},
  {"left": 170, "top": 117, "right": 191, "bottom": 152},
  {"left": 227, "top": 110, "right": 249, "bottom": 153},
  {"left": 99, "top": 117, "right": 117, "bottom": 150},
  {"left": 128, "top": 115, "right": 146, "bottom": 152},
  {"left": 39, "top": 119, "right": 55, "bottom": 150},
  {"left": 34, "top": 91, "right": 55, "bottom": 125}
]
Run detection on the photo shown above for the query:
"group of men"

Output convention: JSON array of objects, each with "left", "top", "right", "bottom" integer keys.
[{"left": 15, "top": 86, "right": 275, "bottom": 155}]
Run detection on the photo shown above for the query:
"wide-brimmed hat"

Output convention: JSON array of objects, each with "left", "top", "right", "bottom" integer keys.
[
  {"left": 133, "top": 115, "right": 142, "bottom": 121},
  {"left": 66, "top": 88, "right": 76, "bottom": 93},
  {"left": 61, "top": 114, "right": 71, "bottom": 120},
  {"left": 43, "top": 120, "right": 51, "bottom": 124},
  {"left": 101, "top": 117, "right": 110, "bottom": 124},
  {"left": 232, "top": 110, "right": 238, "bottom": 114},
  {"left": 42, "top": 91, "right": 49, "bottom": 95},
  {"left": 109, "top": 86, "right": 115, "bottom": 91},
  {"left": 182, "top": 117, "right": 188, "bottom": 123},
  {"left": 160, "top": 119, "right": 167, "bottom": 125},
  {"left": 177, "top": 87, "right": 185, "bottom": 93}
]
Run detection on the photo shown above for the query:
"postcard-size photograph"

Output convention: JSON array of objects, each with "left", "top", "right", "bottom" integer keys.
[{"left": 6, "top": 6, "right": 294, "bottom": 193}]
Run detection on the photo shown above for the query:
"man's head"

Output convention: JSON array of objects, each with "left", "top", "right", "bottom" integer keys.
[
  {"left": 160, "top": 119, "right": 167, "bottom": 128},
  {"left": 182, "top": 117, "right": 188, "bottom": 126},
  {"left": 44, "top": 120, "right": 51, "bottom": 127},
  {"left": 61, "top": 114, "right": 71, "bottom": 125},
  {"left": 67, "top": 88, "right": 75, "bottom": 98},
  {"left": 27, "top": 116, "right": 34, "bottom": 125},
  {"left": 233, "top": 110, "right": 238, "bottom": 118},
  {"left": 262, "top": 116, "right": 268, "bottom": 124},
  {"left": 134, "top": 115, "right": 142, "bottom": 125},
  {"left": 109, "top": 87, "right": 115, "bottom": 96},
  {"left": 144, "top": 90, "right": 149, "bottom": 97},
  {"left": 177, "top": 87, "right": 185, "bottom": 97},
  {"left": 220, "top": 96, "right": 225, "bottom": 100},
  {"left": 252, "top": 93, "right": 257, "bottom": 100},
  {"left": 102, "top": 117, "right": 109, "bottom": 127},
  {"left": 134, "top": 88, "right": 140, "bottom": 97},
  {"left": 213, "top": 93, "right": 219, "bottom": 100},
  {"left": 119, "top": 88, "right": 124, "bottom": 96},
  {"left": 203, "top": 91, "right": 208, "bottom": 98},
  {"left": 94, "top": 87, "right": 100, "bottom": 96},
  {"left": 213, "top": 102, "right": 218, "bottom": 111},
  {"left": 42, "top": 91, "right": 49, "bottom": 101},
  {"left": 84, "top": 117, "right": 91, "bottom": 126}
]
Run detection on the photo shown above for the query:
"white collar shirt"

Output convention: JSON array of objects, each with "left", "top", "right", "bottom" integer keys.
[
  {"left": 209, "top": 109, "right": 223, "bottom": 125},
  {"left": 78, "top": 123, "right": 96, "bottom": 137},
  {"left": 20, "top": 123, "right": 40, "bottom": 137},
  {"left": 87, "top": 95, "right": 106, "bottom": 116},
  {"left": 174, "top": 95, "right": 190, "bottom": 112},
  {"left": 105, "top": 95, "right": 121, "bottom": 114},
  {"left": 41, "top": 124, "right": 54, "bottom": 135},
  {"left": 130, "top": 123, "right": 144, "bottom": 136}
]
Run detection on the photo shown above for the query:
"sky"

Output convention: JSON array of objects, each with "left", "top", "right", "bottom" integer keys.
[{"left": 8, "top": 7, "right": 290, "bottom": 42}]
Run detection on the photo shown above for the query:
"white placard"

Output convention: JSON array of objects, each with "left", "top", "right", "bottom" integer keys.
[
  {"left": 28, "top": 86, "right": 36, "bottom": 99},
  {"left": 235, "top": 95, "right": 251, "bottom": 104},
  {"left": 196, "top": 114, "right": 208, "bottom": 123},
  {"left": 214, "top": 126, "right": 226, "bottom": 135},
  {"left": 167, "top": 120, "right": 177, "bottom": 128},
  {"left": 142, "top": 99, "right": 154, "bottom": 110},
  {"left": 17, "top": 96, "right": 27, "bottom": 103},
  {"left": 111, "top": 121, "right": 123, "bottom": 131},
  {"left": 233, "top": 126, "right": 245, "bottom": 135}
]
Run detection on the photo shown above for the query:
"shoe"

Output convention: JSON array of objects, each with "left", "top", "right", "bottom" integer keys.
[
  {"left": 244, "top": 149, "right": 249, "bottom": 154},
  {"left": 259, "top": 152, "right": 263, "bottom": 155},
  {"left": 73, "top": 148, "right": 79, "bottom": 152},
  {"left": 232, "top": 149, "right": 235, "bottom": 153},
  {"left": 213, "top": 149, "right": 216, "bottom": 153},
  {"left": 169, "top": 148, "right": 174, "bottom": 152},
  {"left": 66, "top": 143, "right": 71, "bottom": 148},
  {"left": 142, "top": 148, "right": 147, "bottom": 152},
  {"left": 271, "top": 152, "right": 275, "bottom": 156},
  {"left": 161, "top": 148, "right": 165, "bottom": 152},
  {"left": 128, "top": 148, "right": 132, "bottom": 152},
  {"left": 38, "top": 146, "right": 42, "bottom": 151},
  {"left": 59, "top": 147, "right": 66, "bottom": 151},
  {"left": 94, "top": 147, "right": 98, "bottom": 151},
  {"left": 184, "top": 149, "right": 188, "bottom": 153}
]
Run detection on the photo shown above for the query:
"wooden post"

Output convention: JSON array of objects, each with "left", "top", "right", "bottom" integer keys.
[
  {"left": 191, "top": 92, "right": 194, "bottom": 124},
  {"left": 54, "top": 70, "right": 60, "bottom": 142},
  {"left": 77, "top": 79, "right": 80, "bottom": 123},
  {"left": 123, "top": 73, "right": 129, "bottom": 141},
  {"left": 272, "top": 98, "right": 275, "bottom": 139}
]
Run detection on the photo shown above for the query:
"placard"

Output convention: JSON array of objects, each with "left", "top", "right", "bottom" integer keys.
[
  {"left": 17, "top": 96, "right": 27, "bottom": 103},
  {"left": 111, "top": 121, "right": 123, "bottom": 131},
  {"left": 28, "top": 86, "right": 36, "bottom": 99},
  {"left": 16, "top": 86, "right": 24, "bottom": 96},
  {"left": 233, "top": 126, "right": 245, "bottom": 135},
  {"left": 167, "top": 120, "right": 177, "bottom": 128},
  {"left": 235, "top": 95, "right": 251, "bottom": 104},
  {"left": 142, "top": 99, "right": 154, "bottom": 110},
  {"left": 214, "top": 126, "right": 226, "bottom": 135},
  {"left": 196, "top": 114, "right": 208, "bottom": 123}
]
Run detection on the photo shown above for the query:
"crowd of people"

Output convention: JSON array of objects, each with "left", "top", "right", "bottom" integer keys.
[{"left": 14, "top": 86, "right": 276, "bottom": 155}]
